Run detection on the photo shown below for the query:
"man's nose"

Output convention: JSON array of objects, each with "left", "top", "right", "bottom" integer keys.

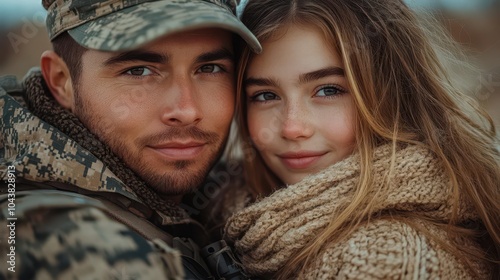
[{"left": 160, "top": 77, "right": 202, "bottom": 126}]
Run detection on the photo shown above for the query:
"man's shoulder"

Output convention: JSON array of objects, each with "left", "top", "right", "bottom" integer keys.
[
  {"left": 0, "top": 75, "right": 23, "bottom": 93},
  {"left": 0, "top": 189, "right": 184, "bottom": 279},
  {"left": 0, "top": 72, "right": 28, "bottom": 105},
  {"left": 0, "top": 186, "right": 168, "bottom": 242},
  {"left": 0, "top": 68, "right": 41, "bottom": 106},
  {"left": 0, "top": 188, "right": 106, "bottom": 218}
]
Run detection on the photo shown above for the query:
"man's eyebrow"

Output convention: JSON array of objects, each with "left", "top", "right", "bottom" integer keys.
[
  {"left": 103, "top": 50, "right": 168, "bottom": 66},
  {"left": 298, "top": 66, "right": 345, "bottom": 84},
  {"left": 195, "top": 48, "right": 234, "bottom": 64}
]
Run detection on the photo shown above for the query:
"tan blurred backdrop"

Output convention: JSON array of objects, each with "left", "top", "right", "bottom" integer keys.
[{"left": 0, "top": 1, "right": 499, "bottom": 129}]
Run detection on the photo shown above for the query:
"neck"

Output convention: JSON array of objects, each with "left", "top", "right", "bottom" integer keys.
[{"left": 162, "top": 194, "right": 183, "bottom": 204}]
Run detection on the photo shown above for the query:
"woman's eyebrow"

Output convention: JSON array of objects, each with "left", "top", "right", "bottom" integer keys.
[
  {"left": 298, "top": 66, "right": 345, "bottom": 84},
  {"left": 244, "top": 66, "right": 344, "bottom": 88},
  {"left": 244, "top": 77, "right": 280, "bottom": 88}
]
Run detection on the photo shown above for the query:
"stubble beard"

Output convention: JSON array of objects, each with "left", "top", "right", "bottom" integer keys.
[{"left": 73, "top": 91, "right": 226, "bottom": 197}]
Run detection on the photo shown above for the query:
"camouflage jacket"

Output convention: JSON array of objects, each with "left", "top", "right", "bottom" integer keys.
[{"left": 0, "top": 73, "right": 215, "bottom": 280}]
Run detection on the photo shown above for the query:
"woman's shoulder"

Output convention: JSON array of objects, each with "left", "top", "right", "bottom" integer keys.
[{"left": 307, "top": 219, "right": 481, "bottom": 279}]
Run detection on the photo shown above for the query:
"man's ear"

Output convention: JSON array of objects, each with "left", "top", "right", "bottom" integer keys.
[{"left": 40, "top": 50, "right": 75, "bottom": 111}]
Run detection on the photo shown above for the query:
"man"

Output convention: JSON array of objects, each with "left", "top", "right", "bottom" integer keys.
[{"left": 0, "top": 0, "right": 260, "bottom": 279}]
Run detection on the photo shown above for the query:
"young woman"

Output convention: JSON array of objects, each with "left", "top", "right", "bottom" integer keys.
[{"left": 224, "top": 0, "right": 500, "bottom": 279}]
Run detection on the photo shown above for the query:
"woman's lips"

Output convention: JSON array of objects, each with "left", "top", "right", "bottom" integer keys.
[{"left": 278, "top": 151, "right": 327, "bottom": 170}]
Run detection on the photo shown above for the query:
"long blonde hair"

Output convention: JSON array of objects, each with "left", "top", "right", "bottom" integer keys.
[{"left": 235, "top": 0, "right": 500, "bottom": 278}]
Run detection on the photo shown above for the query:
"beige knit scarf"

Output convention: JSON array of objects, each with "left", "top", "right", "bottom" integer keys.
[{"left": 224, "top": 144, "right": 476, "bottom": 276}]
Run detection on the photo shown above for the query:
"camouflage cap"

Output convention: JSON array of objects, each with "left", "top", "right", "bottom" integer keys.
[{"left": 43, "top": 0, "right": 261, "bottom": 53}]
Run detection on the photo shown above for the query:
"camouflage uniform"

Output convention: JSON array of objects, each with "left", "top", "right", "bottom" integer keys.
[{"left": 0, "top": 0, "right": 260, "bottom": 279}]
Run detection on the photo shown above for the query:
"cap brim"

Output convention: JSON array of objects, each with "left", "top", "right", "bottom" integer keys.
[{"left": 67, "top": 0, "right": 261, "bottom": 53}]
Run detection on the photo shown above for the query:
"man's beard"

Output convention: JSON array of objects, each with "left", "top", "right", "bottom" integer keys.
[
  {"left": 112, "top": 132, "right": 223, "bottom": 196},
  {"left": 73, "top": 92, "right": 226, "bottom": 196}
]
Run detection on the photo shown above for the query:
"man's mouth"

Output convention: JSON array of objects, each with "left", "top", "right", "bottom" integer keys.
[{"left": 148, "top": 141, "right": 206, "bottom": 160}]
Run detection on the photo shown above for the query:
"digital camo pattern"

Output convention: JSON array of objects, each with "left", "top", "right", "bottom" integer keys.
[
  {"left": 0, "top": 88, "right": 139, "bottom": 203},
  {"left": 0, "top": 191, "right": 183, "bottom": 280},
  {"left": 45, "top": 0, "right": 238, "bottom": 38},
  {"left": 44, "top": 0, "right": 261, "bottom": 52}
]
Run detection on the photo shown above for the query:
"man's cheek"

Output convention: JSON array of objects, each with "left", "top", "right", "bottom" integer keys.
[{"left": 107, "top": 98, "right": 131, "bottom": 121}]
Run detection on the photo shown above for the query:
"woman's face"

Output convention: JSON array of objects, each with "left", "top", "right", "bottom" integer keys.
[{"left": 245, "top": 24, "right": 356, "bottom": 185}]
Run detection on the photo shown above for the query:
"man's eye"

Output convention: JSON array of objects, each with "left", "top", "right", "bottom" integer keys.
[
  {"left": 197, "top": 64, "right": 223, "bottom": 73},
  {"left": 252, "top": 92, "right": 280, "bottom": 101},
  {"left": 125, "top": 67, "right": 153, "bottom": 76}
]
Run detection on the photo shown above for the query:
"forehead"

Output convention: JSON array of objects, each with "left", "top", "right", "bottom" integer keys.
[
  {"left": 82, "top": 28, "right": 234, "bottom": 63},
  {"left": 247, "top": 24, "right": 342, "bottom": 77}
]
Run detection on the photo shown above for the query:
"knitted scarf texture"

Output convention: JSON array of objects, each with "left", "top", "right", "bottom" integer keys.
[
  {"left": 23, "top": 70, "right": 189, "bottom": 221},
  {"left": 224, "top": 144, "right": 480, "bottom": 277}
]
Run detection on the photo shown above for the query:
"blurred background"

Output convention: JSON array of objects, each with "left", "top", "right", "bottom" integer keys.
[{"left": 1, "top": 0, "right": 499, "bottom": 129}]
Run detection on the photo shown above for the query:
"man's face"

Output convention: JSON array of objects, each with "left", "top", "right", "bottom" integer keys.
[{"left": 72, "top": 28, "right": 235, "bottom": 196}]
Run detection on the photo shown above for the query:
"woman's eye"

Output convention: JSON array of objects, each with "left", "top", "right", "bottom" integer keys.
[
  {"left": 198, "top": 64, "right": 223, "bottom": 73},
  {"left": 125, "top": 67, "right": 153, "bottom": 76},
  {"left": 315, "top": 86, "right": 344, "bottom": 97},
  {"left": 252, "top": 92, "right": 280, "bottom": 101}
]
